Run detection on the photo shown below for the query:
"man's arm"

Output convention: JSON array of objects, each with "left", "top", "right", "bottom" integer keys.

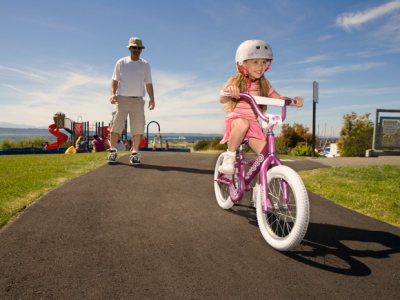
[
  {"left": 110, "top": 80, "right": 119, "bottom": 104},
  {"left": 146, "top": 83, "right": 155, "bottom": 110}
]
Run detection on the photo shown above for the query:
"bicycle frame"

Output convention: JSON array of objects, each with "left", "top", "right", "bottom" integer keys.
[{"left": 218, "top": 92, "right": 294, "bottom": 212}]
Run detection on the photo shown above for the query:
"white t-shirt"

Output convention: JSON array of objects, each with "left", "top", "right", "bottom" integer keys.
[{"left": 112, "top": 57, "right": 152, "bottom": 97}]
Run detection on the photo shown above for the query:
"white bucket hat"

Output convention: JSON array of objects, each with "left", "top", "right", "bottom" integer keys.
[{"left": 126, "top": 37, "right": 145, "bottom": 49}]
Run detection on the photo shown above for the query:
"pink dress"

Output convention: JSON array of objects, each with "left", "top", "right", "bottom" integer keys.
[{"left": 220, "top": 80, "right": 275, "bottom": 144}]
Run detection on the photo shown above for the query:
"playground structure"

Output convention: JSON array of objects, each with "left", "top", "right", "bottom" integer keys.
[
  {"left": 140, "top": 121, "right": 190, "bottom": 152},
  {"left": 44, "top": 112, "right": 114, "bottom": 151},
  {"left": 43, "top": 113, "right": 190, "bottom": 153}
]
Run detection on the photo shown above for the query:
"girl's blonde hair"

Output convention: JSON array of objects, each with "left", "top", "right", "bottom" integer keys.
[{"left": 223, "top": 73, "right": 271, "bottom": 113}]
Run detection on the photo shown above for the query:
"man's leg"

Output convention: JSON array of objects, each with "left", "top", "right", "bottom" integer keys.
[
  {"left": 131, "top": 134, "right": 143, "bottom": 152},
  {"left": 129, "top": 134, "right": 142, "bottom": 166},
  {"left": 110, "top": 132, "right": 119, "bottom": 149},
  {"left": 128, "top": 98, "right": 146, "bottom": 166},
  {"left": 108, "top": 96, "right": 128, "bottom": 164}
]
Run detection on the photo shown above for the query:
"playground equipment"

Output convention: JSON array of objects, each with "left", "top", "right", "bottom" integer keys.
[
  {"left": 44, "top": 124, "right": 68, "bottom": 150},
  {"left": 43, "top": 112, "right": 113, "bottom": 152},
  {"left": 141, "top": 121, "right": 190, "bottom": 152},
  {"left": 41, "top": 112, "right": 190, "bottom": 153}
]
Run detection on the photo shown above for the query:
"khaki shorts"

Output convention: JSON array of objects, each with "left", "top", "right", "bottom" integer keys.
[{"left": 111, "top": 96, "right": 146, "bottom": 136}]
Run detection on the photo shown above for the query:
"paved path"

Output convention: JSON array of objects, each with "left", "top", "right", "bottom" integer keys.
[{"left": 1, "top": 153, "right": 399, "bottom": 299}]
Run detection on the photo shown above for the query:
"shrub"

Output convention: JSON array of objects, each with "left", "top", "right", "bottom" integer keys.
[
  {"left": 338, "top": 112, "right": 373, "bottom": 157},
  {"left": 275, "top": 137, "right": 290, "bottom": 155},
  {"left": 193, "top": 140, "right": 210, "bottom": 151},
  {"left": 290, "top": 142, "right": 318, "bottom": 157},
  {"left": 0, "top": 139, "right": 18, "bottom": 149},
  {"left": 18, "top": 137, "right": 51, "bottom": 148},
  {"left": 278, "top": 123, "right": 313, "bottom": 149},
  {"left": 193, "top": 137, "right": 227, "bottom": 151},
  {"left": 0, "top": 137, "right": 52, "bottom": 149}
]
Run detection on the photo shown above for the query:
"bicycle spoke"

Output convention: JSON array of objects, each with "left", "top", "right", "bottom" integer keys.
[{"left": 263, "top": 177, "right": 298, "bottom": 238}]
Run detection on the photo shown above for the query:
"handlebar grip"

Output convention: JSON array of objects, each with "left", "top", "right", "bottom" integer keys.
[{"left": 285, "top": 98, "right": 297, "bottom": 106}]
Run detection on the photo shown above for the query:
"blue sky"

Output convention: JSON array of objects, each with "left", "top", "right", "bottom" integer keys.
[{"left": 0, "top": 0, "right": 399, "bottom": 136}]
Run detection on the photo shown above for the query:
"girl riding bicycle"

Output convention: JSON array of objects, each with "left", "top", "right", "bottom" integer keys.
[{"left": 219, "top": 39, "right": 304, "bottom": 174}]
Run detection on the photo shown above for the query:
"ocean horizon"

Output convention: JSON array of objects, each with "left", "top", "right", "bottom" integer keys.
[{"left": 0, "top": 127, "right": 224, "bottom": 143}]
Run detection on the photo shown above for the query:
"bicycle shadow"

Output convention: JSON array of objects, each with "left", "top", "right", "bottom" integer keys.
[
  {"left": 284, "top": 223, "right": 400, "bottom": 276},
  {"left": 227, "top": 205, "right": 400, "bottom": 276},
  {"left": 112, "top": 162, "right": 214, "bottom": 175}
]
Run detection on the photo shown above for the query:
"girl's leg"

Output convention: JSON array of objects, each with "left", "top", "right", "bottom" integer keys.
[
  {"left": 219, "top": 118, "right": 250, "bottom": 175},
  {"left": 227, "top": 118, "right": 250, "bottom": 152},
  {"left": 248, "top": 137, "right": 267, "bottom": 155}
]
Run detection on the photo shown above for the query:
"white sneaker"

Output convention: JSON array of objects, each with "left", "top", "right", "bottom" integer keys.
[
  {"left": 218, "top": 153, "right": 235, "bottom": 174},
  {"left": 129, "top": 152, "right": 141, "bottom": 166}
]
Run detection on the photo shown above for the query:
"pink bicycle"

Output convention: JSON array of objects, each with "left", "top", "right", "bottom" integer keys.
[{"left": 214, "top": 92, "right": 310, "bottom": 251}]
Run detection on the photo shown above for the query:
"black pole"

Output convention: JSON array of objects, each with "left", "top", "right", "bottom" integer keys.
[
  {"left": 312, "top": 81, "right": 318, "bottom": 158},
  {"left": 312, "top": 100, "right": 316, "bottom": 157}
]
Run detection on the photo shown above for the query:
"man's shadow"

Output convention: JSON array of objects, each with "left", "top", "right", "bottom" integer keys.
[
  {"left": 114, "top": 162, "right": 214, "bottom": 175},
  {"left": 227, "top": 204, "right": 400, "bottom": 276}
]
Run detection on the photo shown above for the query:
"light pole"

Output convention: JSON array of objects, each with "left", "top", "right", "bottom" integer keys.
[{"left": 312, "top": 81, "right": 319, "bottom": 157}]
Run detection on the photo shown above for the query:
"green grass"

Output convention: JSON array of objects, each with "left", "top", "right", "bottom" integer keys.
[
  {"left": 0, "top": 152, "right": 124, "bottom": 227},
  {"left": 299, "top": 165, "right": 400, "bottom": 227}
]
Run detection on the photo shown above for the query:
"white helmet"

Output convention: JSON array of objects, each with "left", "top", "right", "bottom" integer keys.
[{"left": 235, "top": 40, "right": 273, "bottom": 66}]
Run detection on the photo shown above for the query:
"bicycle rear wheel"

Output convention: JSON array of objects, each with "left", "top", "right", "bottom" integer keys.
[
  {"left": 256, "top": 165, "right": 309, "bottom": 251},
  {"left": 214, "top": 153, "right": 234, "bottom": 209}
]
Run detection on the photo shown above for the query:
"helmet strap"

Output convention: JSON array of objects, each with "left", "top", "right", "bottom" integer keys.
[
  {"left": 264, "top": 60, "right": 272, "bottom": 73},
  {"left": 239, "top": 65, "right": 257, "bottom": 82},
  {"left": 238, "top": 60, "right": 272, "bottom": 82}
]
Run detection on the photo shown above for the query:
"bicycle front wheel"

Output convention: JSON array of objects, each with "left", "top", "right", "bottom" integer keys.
[
  {"left": 214, "top": 153, "right": 234, "bottom": 209},
  {"left": 256, "top": 165, "right": 309, "bottom": 251}
]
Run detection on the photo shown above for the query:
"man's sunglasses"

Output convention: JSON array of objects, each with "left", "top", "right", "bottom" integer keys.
[{"left": 129, "top": 46, "right": 143, "bottom": 50}]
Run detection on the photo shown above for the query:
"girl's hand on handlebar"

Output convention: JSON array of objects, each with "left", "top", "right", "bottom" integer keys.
[
  {"left": 226, "top": 85, "right": 241, "bottom": 99},
  {"left": 292, "top": 96, "right": 304, "bottom": 108}
]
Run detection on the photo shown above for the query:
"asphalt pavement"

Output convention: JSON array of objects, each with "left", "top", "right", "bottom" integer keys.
[{"left": 0, "top": 152, "right": 399, "bottom": 299}]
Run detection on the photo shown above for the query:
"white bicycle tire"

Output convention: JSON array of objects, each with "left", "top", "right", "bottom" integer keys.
[
  {"left": 256, "top": 165, "right": 309, "bottom": 251},
  {"left": 214, "top": 153, "right": 234, "bottom": 209}
]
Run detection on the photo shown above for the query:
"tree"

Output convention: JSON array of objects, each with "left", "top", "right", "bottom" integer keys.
[
  {"left": 275, "top": 123, "right": 313, "bottom": 154},
  {"left": 338, "top": 112, "right": 373, "bottom": 157}
]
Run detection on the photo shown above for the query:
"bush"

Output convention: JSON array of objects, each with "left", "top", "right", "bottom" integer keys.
[
  {"left": 0, "top": 139, "right": 18, "bottom": 149},
  {"left": 0, "top": 137, "right": 52, "bottom": 149},
  {"left": 290, "top": 142, "right": 318, "bottom": 157},
  {"left": 193, "top": 140, "right": 210, "bottom": 151},
  {"left": 275, "top": 123, "right": 314, "bottom": 154},
  {"left": 338, "top": 112, "right": 373, "bottom": 157},
  {"left": 18, "top": 137, "right": 51, "bottom": 148},
  {"left": 275, "top": 137, "right": 290, "bottom": 155},
  {"left": 193, "top": 137, "right": 227, "bottom": 151}
]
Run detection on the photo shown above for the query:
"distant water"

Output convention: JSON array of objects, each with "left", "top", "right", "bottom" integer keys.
[{"left": 0, "top": 128, "right": 223, "bottom": 143}]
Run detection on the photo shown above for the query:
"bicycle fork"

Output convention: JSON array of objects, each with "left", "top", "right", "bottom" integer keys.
[{"left": 258, "top": 132, "right": 290, "bottom": 212}]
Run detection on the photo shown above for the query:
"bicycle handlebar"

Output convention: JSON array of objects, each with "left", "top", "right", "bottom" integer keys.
[{"left": 219, "top": 91, "right": 294, "bottom": 125}]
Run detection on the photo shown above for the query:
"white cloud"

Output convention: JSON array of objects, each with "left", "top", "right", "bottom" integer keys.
[
  {"left": 291, "top": 55, "right": 329, "bottom": 65},
  {"left": 319, "top": 34, "right": 334, "bottom": 41},
  {"left": 0, "top": 65, "right": 47, "bottom": 82},
  {"left": 370, "top": 12, "right": 400, "bottom": 42},
  {"left": 321, "top": 87, "right": 400, "bottom": 96},
  {"left": 0, "top": 64, "right": 226, "bottom": 134},
  {"left": 336, "top": 0, "right": 400, "bottom": 31},
  {"left": 307, "top": 62, "right": 384, "bottom": 77}
]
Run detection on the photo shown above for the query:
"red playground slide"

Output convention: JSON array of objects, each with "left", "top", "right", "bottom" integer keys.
[{"left": 44, "top": 124, "right": 68, "bottom": 150}]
